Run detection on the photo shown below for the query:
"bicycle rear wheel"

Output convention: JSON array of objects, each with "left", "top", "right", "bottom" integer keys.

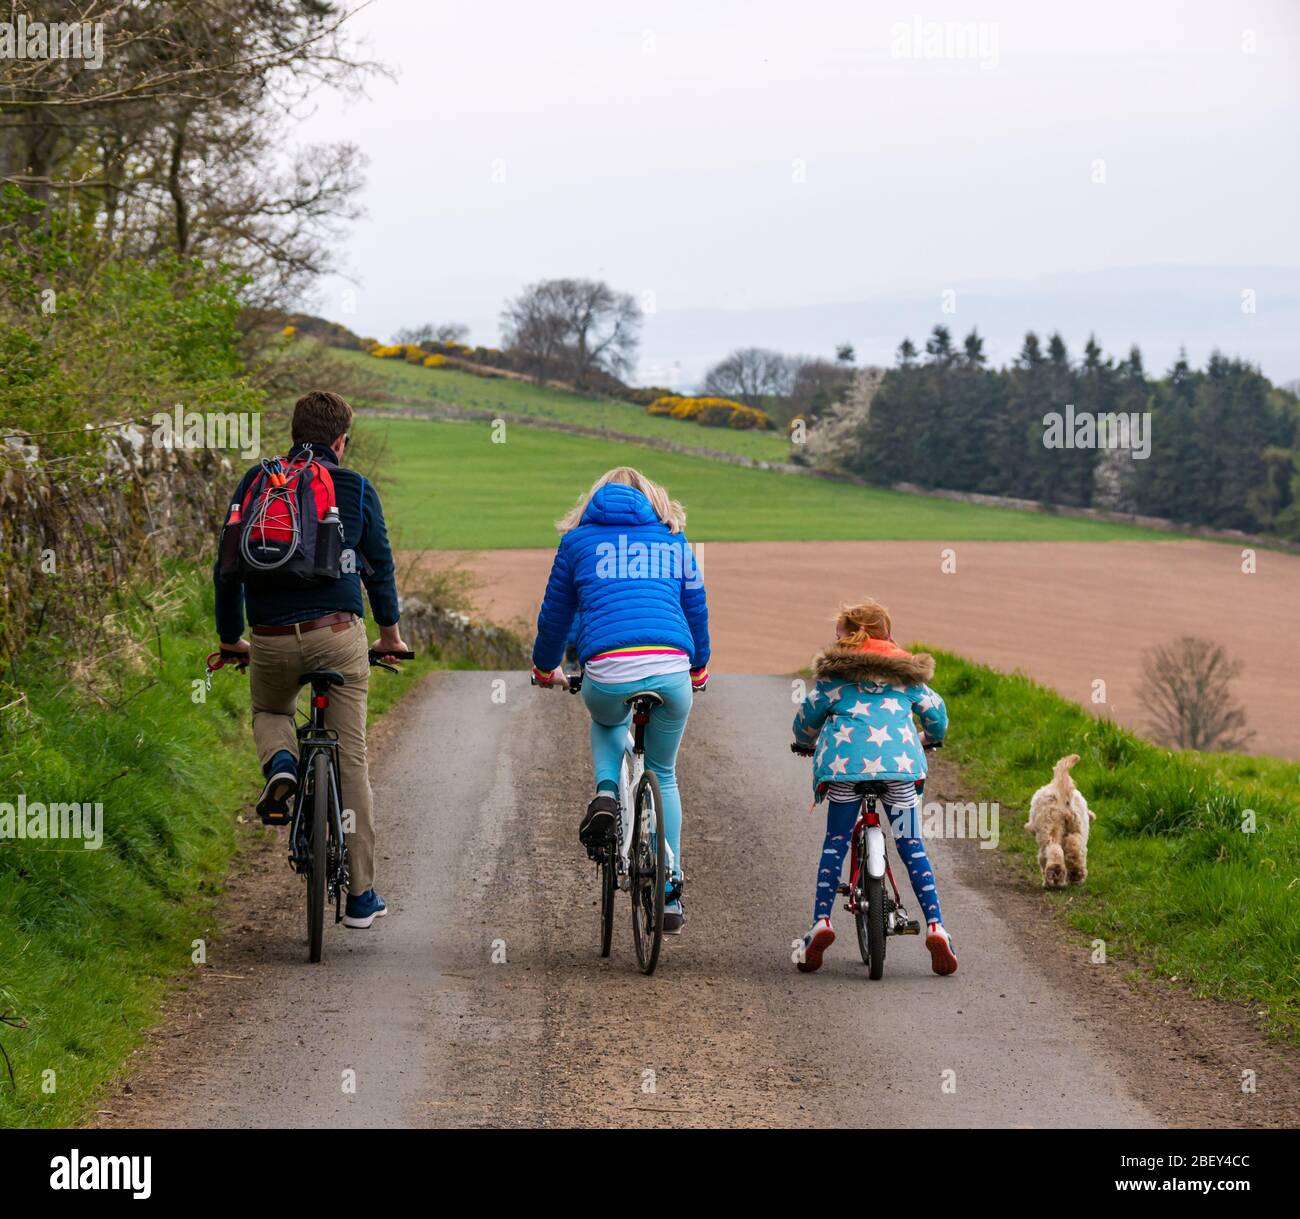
[
  {"left": 857, "top": 873, "right": 886, "bottom": 980},
  {"left": 852, "top": 828, "right": 871, "bottom": 965},
  {"left": 629, "top": 771, "right": 666, "bottom": 975},
  {"left": 306, "top": 751, "right": 328, "bottom": 963},
  {"left": 599, "top": 848, "right": 616, "bottom": 958}
]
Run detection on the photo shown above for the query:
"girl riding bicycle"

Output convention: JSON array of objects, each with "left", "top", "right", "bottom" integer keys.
[
  {"left": 791, "top": 597, "right": 958, "bottom": 976},
  {"left": 531, "top": 467, "right": 710, "bottom": 935}
]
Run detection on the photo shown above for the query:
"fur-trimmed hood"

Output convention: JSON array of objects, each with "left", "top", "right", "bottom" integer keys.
[{"left": 811, "top": 640, "right": 935, "bottom": 686}]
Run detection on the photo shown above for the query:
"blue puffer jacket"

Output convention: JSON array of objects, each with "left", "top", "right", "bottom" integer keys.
[{"left": 532, "top": 484, "right": 710, "bottom": 672}]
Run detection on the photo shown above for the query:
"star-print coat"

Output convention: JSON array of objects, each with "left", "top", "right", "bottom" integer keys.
[{"left": 792, "top": 640, "right": 948, "bottom": 801}]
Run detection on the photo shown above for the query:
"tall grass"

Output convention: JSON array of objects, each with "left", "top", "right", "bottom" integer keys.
[{"left": 927, "top": 647, "right": 1300, "bottom": 1038}]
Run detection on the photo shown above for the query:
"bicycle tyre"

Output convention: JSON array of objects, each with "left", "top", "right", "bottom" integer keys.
[
  {"left": 859, "top": 874, "right": 887, "bottom": 980},
  {"left": 307, "top": 751, "right": 328, "bottom": 963},
  {"left": 853, "top": 829, "right": 871, "bottom": 965},
  {"left": 599, "top": 849, "right": 616, "bottom": 958},
  {"left": 630, "top": 770, "right": 666, "bottom": 975}
]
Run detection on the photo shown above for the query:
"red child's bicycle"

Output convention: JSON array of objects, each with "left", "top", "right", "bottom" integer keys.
[{"left": 792, "top": 740, "right": 940, "bottom": 980}]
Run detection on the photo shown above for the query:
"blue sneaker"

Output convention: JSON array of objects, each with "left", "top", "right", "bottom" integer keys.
[
  {"left": 256, "top": 750, "right": 297, "bottom": 825},
  {"left": 343, "top": 889, "right": 388, "bottom": 929}
]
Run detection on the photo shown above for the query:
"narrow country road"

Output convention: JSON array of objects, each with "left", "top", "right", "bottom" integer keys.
[{"left": 110, "top": 672, "right": 1291, "bottom": 1129}]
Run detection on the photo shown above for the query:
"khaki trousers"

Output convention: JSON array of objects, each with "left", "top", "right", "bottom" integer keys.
[{"left": 249, "top": 617, "right": 375, "bottom": 892}]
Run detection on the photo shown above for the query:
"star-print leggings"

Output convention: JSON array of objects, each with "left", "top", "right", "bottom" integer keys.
[{"left": 814, "top": 797, "right": 943, "bottom": 925}]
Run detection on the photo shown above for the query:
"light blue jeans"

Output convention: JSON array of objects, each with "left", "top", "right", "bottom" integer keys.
[{"left": 581, "top": 670, "right": 693, "bottom": 885}]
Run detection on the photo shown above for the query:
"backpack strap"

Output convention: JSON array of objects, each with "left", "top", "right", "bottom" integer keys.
[
  {"left": 312, "top": 460, "right": 337, "bottom": 509},
  {"left": 298, "top": 462, "right": 318, "bottom": 557}
]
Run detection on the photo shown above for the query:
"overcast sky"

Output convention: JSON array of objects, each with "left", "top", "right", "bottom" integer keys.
[{"left": 296, "top": 0, "right": 1300, "bottom": 378}]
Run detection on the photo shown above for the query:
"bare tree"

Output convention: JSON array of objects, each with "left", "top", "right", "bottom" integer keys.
[
  {"left": 702, "top": 347, "right": 797, "bottom": 408},
  {"left": 788, "top": 356, "right": 854, "bottom": 423},
  {"left": 500, "top": 278, "right": 641, "bottom": 387},
  {"left": 499, "top": 280, "right": 571, "bottom": 380},
  {"left": 1141, "top": 637, "right": 1255, "bottom": 752},
  {"left": 0, "top": 1, "right": 384, "bottom": 306},
  {"left": 396, "top": 322, "right": 470, "bottom": 346}
]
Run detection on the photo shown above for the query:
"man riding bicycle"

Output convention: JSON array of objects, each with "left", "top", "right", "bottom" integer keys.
[{"left": 213, "top": 390, "right": 409, "bottom": 929}]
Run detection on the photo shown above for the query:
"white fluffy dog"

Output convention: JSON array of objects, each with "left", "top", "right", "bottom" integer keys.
[{"left": 1025, "top": 754, "right": 1095, "bottom": 888}]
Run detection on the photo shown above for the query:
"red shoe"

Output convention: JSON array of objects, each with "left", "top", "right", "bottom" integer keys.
[
  {"left": 796, "top": 918, "right": 835, "bottom": 973},
  {"left": 925, "top": 920, "right": 958, "bottom": 975}
]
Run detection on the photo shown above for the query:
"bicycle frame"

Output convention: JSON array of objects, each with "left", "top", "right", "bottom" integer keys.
[
  {"left": 615, "top": 700, "right": 677, "bottom": 886},
  {"left": 843, "top": 795, "right": 919, "bottom": 937}
]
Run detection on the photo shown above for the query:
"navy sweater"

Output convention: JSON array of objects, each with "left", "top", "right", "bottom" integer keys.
[{"left": 214, "top": 442, "right": 400, "bottom": 642}]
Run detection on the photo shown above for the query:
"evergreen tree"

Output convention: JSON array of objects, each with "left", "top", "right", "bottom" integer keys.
[{"left": 810, "top": 331, "right": 1297, "bottom": 537}]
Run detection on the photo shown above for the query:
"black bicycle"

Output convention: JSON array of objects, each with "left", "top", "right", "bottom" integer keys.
[{"left": 209, "top": 645, "right": 415, "bottom": 963}]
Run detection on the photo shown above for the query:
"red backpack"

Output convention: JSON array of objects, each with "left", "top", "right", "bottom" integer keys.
[{"left": 218, "top": 454, "right": 344, "bottom": 585}]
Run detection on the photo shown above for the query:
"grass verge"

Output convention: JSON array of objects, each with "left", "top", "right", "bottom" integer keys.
[
  {"left": 0, "top": 571, "right": 450, "bottom": 1128},
  {"left": 926, "top": 646, "right": 1300, "bottom": 1039},
  {"left": 361, "top": 416, "right": 1176, "bottom": 549}
]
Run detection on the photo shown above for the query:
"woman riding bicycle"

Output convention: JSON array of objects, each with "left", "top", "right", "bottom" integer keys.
[{"left": 531, "top": 467, "right": 710, "bottom": 935}]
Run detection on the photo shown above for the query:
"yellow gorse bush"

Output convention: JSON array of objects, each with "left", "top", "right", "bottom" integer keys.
[
  {"left": 646, "top": 395, "right": 775, "bottom": 431},
  {"left": 423, "top": 354, "right": 448, "bottom": 367}
]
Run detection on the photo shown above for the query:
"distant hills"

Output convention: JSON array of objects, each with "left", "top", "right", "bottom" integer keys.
[{"left": 635, "top": 265, "right": 1300, "bottom": 390}]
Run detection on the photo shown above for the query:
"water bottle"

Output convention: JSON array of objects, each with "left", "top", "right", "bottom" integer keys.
[{"left": 315, "top": 503, "right": 343, "bottom": 578}]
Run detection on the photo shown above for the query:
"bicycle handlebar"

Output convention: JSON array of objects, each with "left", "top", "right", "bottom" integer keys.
[
  {"left": 791, "top": 738, "right": 941, "bottom": 757},
  {"left": 206, "top": 648, "right": 249, "bottom": 672},
  {"left": 369, "top": 648, "right": 416, "bottom": 674},
  {"left": 530, "top": 671, "right": 583, "bottom": 693},
  {"left": 206, "top": 647, "right": 417, "bottom": 677}
]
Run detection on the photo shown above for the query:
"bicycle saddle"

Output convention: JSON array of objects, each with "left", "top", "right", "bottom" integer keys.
[
  {"left": 297, "top": 668, "right": 345, "bottom": 688},
  {"left": 623, "top": 689, "right": 665, "bottom": 708},
  {"left": 852, "top": 780, "right": 894, "bottom": 798}
]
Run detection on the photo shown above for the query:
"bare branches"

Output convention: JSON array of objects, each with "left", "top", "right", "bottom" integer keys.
[
  {"left": 0, "top": 1, "right": 384, "bottom": 307},
  {"left": 1141, "top": 637, "right": 1256, "bottom": 753},
  {"left": 500, "top": 278, "right": 642, "bottom": 389},
  {"left": 703, "top": 347, "right": 798, "bottom": 409}
]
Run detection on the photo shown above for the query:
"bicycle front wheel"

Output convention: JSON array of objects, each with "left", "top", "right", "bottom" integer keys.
[
  {"left": 629, "top": 771, "right": 666, "bottom": 975},
  {"left": 306, "top": 751, "right": 328, "bottom": 963}
]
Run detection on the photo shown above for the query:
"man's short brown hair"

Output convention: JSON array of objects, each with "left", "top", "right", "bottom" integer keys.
[{"left": 292, "top": 390, "right": 353, "bottom": 445}]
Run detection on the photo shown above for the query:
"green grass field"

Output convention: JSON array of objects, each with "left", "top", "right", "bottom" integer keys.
[
  {"left": 928, "top": 647, "right": 1300, "bottom": 1038},
  {"left": 333, "top": 347, "right": 792, "bottom": 461},
  {"left": 359, "top": 416, "right": 1175, "bottom": 550}
]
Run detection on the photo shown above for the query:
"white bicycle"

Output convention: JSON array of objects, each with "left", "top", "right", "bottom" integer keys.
[{"left": 533, "top": 669, "right": 675, "bottom": 975}]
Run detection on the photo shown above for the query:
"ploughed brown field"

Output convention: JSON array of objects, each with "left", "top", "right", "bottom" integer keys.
[{"left": 411, "top": 540, "right": 1300, "bottom": 759}]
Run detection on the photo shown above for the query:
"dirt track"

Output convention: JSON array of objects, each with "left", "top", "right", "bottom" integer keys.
[
  {"left": 422, "top": 539, "right": 1300, "bottom": 758},
  {"left": 102, "top": 673, "right": 1299, "bottom": 1129}
]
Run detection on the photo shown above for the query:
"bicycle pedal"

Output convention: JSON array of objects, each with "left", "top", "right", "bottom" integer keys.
[
  {"left": 897, "top": 919, "right": 921, "bottom": 935},
  {"left": 836, "top": 883, "right": 850, "bottom": 895}
]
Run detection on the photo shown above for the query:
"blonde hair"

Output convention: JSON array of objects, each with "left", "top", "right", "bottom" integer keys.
[
  {"left": 556, "top": 466, "right": 686, "bottom": 534},
  {"left": 835, "top": 597, "right": 893, "bottom": 646}
]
